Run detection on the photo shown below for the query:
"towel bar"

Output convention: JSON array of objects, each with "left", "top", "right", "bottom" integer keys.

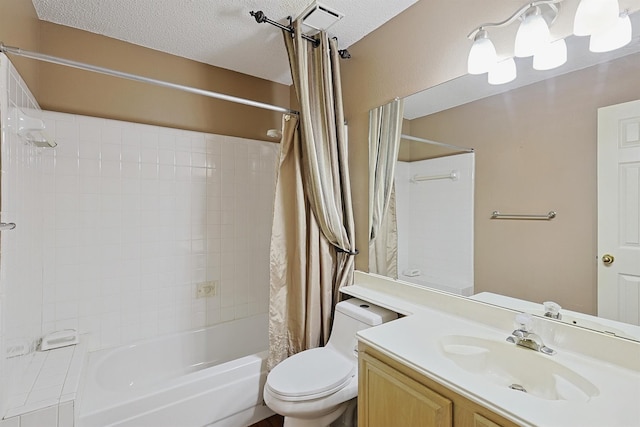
[{"left": 491, "top": 211, "right": 556, "bottom": 220}]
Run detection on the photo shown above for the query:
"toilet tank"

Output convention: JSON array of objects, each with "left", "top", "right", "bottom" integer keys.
[{"left": 326, "top": 298, "right": 398, "bottom": 360}]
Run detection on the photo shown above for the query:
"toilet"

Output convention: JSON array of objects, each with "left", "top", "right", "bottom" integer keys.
[{"left": 263, "top": 298, "right": 398, "bottom": 427}]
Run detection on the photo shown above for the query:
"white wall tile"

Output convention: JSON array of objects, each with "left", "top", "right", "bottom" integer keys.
[
  {"left": 58, "top": 401, "right": 74, "bottom": 427},
  {"left": 36, "top": 111, "right": 277, "bottom": 352},
  {"left": 0, "top": 416, "right": 20, "bottom": 427},
  {"left": 0, "top": 54, "right": 46, "bottom": 417},
  {"left": 20, "top": 405, "right": 57, "bottom": 427},
  {"left": 1, "top": 53, "right": 276, "bottom": 417}
]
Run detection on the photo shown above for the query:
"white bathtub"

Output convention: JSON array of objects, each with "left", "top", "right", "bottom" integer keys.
[{"left": 79, "top": 314, "right": 273, "bottom": 427}]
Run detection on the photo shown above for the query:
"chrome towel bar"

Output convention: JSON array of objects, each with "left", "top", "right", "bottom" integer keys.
[
  {"left": 411, "top": 170, "right": 458, "bottom": 183},
  {"left": 491, "top": 211, "right": 556, "bottom": 220}
]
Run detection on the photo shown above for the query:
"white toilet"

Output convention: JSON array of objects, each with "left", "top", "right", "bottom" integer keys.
[{"left": 263, "top": 298, "right": 398, "bottom": 427}]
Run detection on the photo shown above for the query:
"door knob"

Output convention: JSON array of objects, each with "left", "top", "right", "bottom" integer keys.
[{"left": 602, "top": 254, "right": 615, "bottom": 265}]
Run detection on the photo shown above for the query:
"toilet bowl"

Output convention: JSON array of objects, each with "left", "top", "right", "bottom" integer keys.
[{"left": 264, "top": 298, "right": 398, "bottom": 427}]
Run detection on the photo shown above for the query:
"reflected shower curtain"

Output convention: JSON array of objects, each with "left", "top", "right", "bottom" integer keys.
[
  {"left": 368, "top": 99, "right": 404, "bottom": 278},
  {"left": 268, "top": 21, "right": 356, "bottom": 370}
]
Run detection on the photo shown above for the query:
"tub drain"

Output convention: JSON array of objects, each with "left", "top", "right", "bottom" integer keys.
[{"left": 509, "top": 384, "right": 527, "bottom": 393}]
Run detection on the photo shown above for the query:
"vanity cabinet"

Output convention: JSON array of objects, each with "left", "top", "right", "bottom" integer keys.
[{"left": 358, "top": 343, "right": 519, "bottom": 427}]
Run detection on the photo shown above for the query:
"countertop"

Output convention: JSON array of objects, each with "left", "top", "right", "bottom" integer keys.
[{"left": 345, "top": 272, "right": 640, "bottom": 427}]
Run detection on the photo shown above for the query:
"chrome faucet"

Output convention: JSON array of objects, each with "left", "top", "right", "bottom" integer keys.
[
  {"left": 507, "top": 313, "right": 556, "bottom": 355},
  {"left": 543, "top": 301, "right": 562, "bottom": 320}
]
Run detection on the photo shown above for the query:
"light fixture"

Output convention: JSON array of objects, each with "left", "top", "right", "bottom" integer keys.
[
  {"left": 514, "top": 7, "right": 551, "bottom": 57},
  {"left": 466, "top": 0, "right": 635, "bottom": 86},
  {"left": 533, "top": 38, "right": 567, "bottom": 70},
  {"left": 467, "top": 0, "right": 561, "bottom": 84},
  {"left": 467, "top": 30, "right": 498, "bottom": 74},
  {"left": 574, "top": 0, "right": 620, "bottom": 36},
  {"left": 589, "top": 11, "right": 632, "bottom": 52},
  {"left": 488, "top": 58, "right": 517, "bottom": 85}
]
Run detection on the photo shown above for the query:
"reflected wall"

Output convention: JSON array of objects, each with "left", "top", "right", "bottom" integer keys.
[{"left": 408, "top": 53, "right": 640, "bottom": 314}]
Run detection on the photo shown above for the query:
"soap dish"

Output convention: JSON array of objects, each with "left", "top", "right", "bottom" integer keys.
[{"left": 40, "top": 329, "right": 79, "bottom": 351}]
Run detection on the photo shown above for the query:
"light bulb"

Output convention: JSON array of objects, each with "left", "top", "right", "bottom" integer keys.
[
  {"left": 533, "top": 38, "right": 567, "bottom": 70},
  {"left": 514, "top": 8, "right": 551, "bottom": 58},
  {"left": 589, "top": 13, "right": 632, "bottom": 52},
  {"left": 467, "top": 30, "right": 497, "bottom": 75},
  {"left": 488, "top": 58, "right": 517, "bottom": 85},
  {"left": 574, "top": 0, "right": 620, "bottom": 36}
]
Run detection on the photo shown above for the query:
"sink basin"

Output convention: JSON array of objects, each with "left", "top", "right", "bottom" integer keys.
[{"left": 439, "top": 335, "right": 600, "bottom": 402}]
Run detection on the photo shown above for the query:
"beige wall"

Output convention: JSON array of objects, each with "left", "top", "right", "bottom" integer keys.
[
  {"left": 408, "top": 54, "right": 640, "bottom": 314},
  {"left": 0, "top": 1, "right": 289, "bottom": 141},
  {"left": 3, "top": 0, "right": 637, "bottom": 310},
  {"left": 0, "top": 0, "right": 40, "bottom": 96},
  {"left": 341, "top": 0, "right": 640, "bottom": 312},
  {"left": 341, "top": 0, "right": 528, "bottom": 271},
  {"left": 37, "top": 23, "right": 289, "bottom": 141}
]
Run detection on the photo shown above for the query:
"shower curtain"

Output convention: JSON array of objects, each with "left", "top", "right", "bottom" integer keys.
[
  {"left": 368, "top": 99, "right": 404, "bottom": 278},
  {"left": 268, "top": 21, "right": 356, "bottom": 369}
]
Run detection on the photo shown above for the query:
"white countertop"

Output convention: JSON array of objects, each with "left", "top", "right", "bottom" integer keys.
[{"left": 346, "top": 272, "right": 640, "bottom": 427}]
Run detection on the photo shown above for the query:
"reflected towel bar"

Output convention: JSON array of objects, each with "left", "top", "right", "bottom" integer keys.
[
  {"left": 491, "top": 211, "right": 556, "bottom": 220},
  {"left": 411, "top": 170, "right": 458, "bottom": 183}
]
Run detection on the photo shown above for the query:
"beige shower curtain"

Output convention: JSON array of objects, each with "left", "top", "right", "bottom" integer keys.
[
  {"left": 268, "top": 21, "right": 356, "bottom": 369},
  {"left": 368, "top": 99, "right": 404, "bottom": 278}
]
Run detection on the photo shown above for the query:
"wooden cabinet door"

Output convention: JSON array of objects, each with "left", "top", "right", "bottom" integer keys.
[
  {"left": 359, "top": 352, "right": 452, "bottom": 427},
  {"left": 472, "top": 413, "right": 503, "bottom": 427}
]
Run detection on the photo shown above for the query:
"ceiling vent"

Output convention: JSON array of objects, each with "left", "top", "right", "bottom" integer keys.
[{"left": 299, "top": 2, "right": 344, "bottom": 33}]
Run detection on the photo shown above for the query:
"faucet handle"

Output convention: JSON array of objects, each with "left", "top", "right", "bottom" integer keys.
[
  {"left": 543, "top": 301, "right": 562, "bottom": 319},
  {"left": 515, "top": 313, "right": 534, "bottom": 332}
]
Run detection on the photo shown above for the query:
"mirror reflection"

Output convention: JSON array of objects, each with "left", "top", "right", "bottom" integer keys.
[{"left": 369, "top": 13, "right": 640, "bottom": 341}]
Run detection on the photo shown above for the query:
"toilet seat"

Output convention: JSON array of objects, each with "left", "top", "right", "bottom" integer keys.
[{"left": 266, "top": 348, "right": 355, "bottom": 402}]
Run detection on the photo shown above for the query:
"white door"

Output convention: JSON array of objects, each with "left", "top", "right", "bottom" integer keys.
[{"left": 598, "top": 100, "right": 640, "bottom": 325}]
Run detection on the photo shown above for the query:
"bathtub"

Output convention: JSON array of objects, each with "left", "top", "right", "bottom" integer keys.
[{"left": 79, "top": 313, "right": 273, "bottom": 427}]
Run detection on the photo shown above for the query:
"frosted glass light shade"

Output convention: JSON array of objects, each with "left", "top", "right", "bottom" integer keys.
[
  {"left": 589, "top": 14, "right": 632, "bottom": 52},
  {"left": 533, "top": 38, "right": 568, "bottom": 70},
  {"left": 514, "top": 11, "right": 550, "bottom": 57},
  {"left": 468, "top": 33, "right": 497, "bottom": 74},
  {"left": 574, "top": 0, "right": 620, "bottom": 36},
  {"left": 488, "top": 58, "right": 517, "bottom": 85}
]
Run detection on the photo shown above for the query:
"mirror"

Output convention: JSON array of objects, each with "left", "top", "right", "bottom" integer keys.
[{"left": 369, "top": 12, "right": 640, "bottom": 340}]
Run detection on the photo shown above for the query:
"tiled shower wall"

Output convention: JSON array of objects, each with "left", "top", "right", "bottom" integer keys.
[
  {"left": 395, "top": 153, "right": 475, "bottom": 295},
  {"left": 39, "top": 111, "right": 278, "bottom": 351},
  {"left": 0, "top": 54, "right": 278, "bottom": 416},
  {"left": 0, "top": 54, "right": 46, "bottom": 418}
]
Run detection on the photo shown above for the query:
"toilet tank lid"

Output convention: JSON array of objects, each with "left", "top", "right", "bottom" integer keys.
[{"left": 335, "top": 298, "right": 398, "bottom": 326}]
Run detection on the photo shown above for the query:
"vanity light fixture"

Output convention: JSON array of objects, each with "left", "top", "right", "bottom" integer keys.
[
  {"left": 467, "top": 0, "right": 562, "bottom": 82},
  {"left": 488, "top": 58, "right": 517, "bottom": 85},
  {"left": 468, "top": 0, "right": 636, "bottom": 85},
  {"left": 467, "top": 30, "right": 498, "bottom": 74},
  {"left": 533, "top": 38, "right": 567, "bottom": 70},
  {"left": 514, "top": 6, "right": 551, "bottom": 57},
  {"left": 573, "top": 0, "right": 620, "bottom": 36},
  {"left": 588, "top": 10, "right": 632, "bottom": 52}
]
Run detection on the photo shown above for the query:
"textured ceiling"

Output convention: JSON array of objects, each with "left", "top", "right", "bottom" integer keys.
[{"left": 31, "top": 0, "right": 418, "bottom": 85}]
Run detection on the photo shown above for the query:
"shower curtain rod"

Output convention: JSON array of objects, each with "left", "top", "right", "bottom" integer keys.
[
  {"left": 250, "top": 11, "right": 319, "bottom": 46},
  {"left": 0, "top": 43, "right": 299, "bottom": 116},
  {"left": 401, "top": 134, "right": 474, "bottom": 153},
  {"left": 249, "top": 11, "right": 351, "bottom": 59}
]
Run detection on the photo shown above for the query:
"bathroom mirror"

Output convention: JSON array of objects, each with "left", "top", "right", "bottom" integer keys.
[{"left": 369, "top": 13, "right": 640, "bottom": 340}]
